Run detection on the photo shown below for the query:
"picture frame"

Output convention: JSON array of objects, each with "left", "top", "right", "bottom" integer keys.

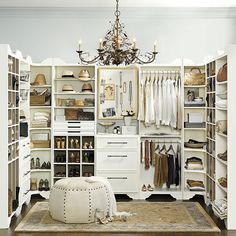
[{"left": 97, "top": 67, "right": 138, "bottom": 120}]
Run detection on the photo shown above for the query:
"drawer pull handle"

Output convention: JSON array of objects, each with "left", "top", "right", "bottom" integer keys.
[
  {"left": 107, "top": 155, "right": 127, "bottom": 158},
  {"left": 68, "top": 126, "right": 81, "bottom": 128},
  {"left": 24, "top": 170, "right": 31, "bottom": 176},
  {"left": 24, "top": 189, "right": 30, "bottom": 195},
  {"left": 68, "top": 131, "right": 81, "bottom": 133},
  {"left": 107, "top": 177, "right": 127, "bottom": 180},
  {"left": 107, "top": 142, "right": 128, "bottom": 145}
]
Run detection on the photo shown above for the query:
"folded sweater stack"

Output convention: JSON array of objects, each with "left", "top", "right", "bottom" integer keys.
[
  {"left": 31, "top": 112, "right": 51, "bottom": 128},
  {"left": 187, "top": 179, "right": 205, "bottom": 191},
  {"left": 212, "top": 199, "right": 227, "bottom": 220},
  {"left": 185, "top": 157, "right": 204, "bottom": 170}
]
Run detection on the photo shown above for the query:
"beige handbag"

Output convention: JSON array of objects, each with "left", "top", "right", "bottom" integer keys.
[
  {"left": 216, "top": 120, "right": 227, "bottom": 134},
  {"left": 184, "top": 68, "right": 205, "bottom": 85}
]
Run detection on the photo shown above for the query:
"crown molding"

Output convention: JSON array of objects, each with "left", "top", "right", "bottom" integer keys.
[{"left": 0, "top": 7, "right": 236, "bottom": 19}]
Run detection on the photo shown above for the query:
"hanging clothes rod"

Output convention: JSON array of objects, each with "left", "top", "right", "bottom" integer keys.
[{"left": 142, "top": 70, "right": 180, "bottom": 75}]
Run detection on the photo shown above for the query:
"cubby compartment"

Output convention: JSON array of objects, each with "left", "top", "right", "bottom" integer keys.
[
  {"left": 68, "top": 165, "right": 80, "bottom": 177},
  {"left": 82, "top": 150, "right": 94, "bottom": 163},
  {"left": 68, "top": 151, "right": 80, "bottom": 163},
  {"left": 68, "top": 136, "right": 80, "bottom": 149},
  {"left": 54, "top": 164, "right": 66, "bottom": 177},
  {"left": 54, "top": 150, "right": 66, "bottom": 163},
  {"left": 54, "top": 136, "right": 66, "bottom": 149},
  {"left": 82, "top": 136, "right": 94, "bottom": 149},
  {"left": 82, "top": 165, "right": 94, "bottom": 177}
]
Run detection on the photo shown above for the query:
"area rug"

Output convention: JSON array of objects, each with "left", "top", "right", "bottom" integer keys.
[{"left": 15, "top": 201, "right": 220, "bottom": 232}]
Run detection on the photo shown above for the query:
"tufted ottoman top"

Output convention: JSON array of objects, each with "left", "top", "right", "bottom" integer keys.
[{"left": 53, "top": 177, "right": 106, "bottom": 191}]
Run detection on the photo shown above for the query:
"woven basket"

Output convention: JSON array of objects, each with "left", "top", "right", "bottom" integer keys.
[
  {"left": 32, "top": 140, "right": 50, "bottom": 148},
  {"left": 30, "top": 89, "right": 47, "bottom": 106}
]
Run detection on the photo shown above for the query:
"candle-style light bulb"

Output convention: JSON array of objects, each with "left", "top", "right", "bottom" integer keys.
[
  {"left": 154, "top": 41, "right": 157, "bottom": 52},
  {"left": 78, "top": 40, "right": 82, "bottom": 51},
  {"left": 99, "top": 39, "right": 103, "bottom": 49},
  {"left": 132, "top": 38, "right": 136, "bottom": 49}
]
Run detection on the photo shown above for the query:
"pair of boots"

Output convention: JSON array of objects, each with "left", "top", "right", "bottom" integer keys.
[
  {"left": 56, "top": 137, "right": 66, "bottom": 149},
  {"left": 69, "top": 138, "right": 80, "bottom": 149},
  {"left": 30, "top": 178, "right": 50, "bottom": 191}
]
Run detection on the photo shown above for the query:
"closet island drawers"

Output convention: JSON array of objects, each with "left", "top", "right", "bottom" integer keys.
[
  {"left": 96, "top": 135, "right": 139, "bottom": 194},
  {"left": 96, "top": 171, "right": 138, "bottom": 193},
  {"left": 96, "top": 150, "right": 137, "bottom": 171}
]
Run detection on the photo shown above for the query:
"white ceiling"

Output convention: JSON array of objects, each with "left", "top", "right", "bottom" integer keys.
[{"left": 1, "top": 0, "right": 236, "bottom": 8}]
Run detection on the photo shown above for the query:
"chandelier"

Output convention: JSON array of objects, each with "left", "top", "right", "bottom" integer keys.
[{"left": 76, "top": 0, "right": 158, "bottom": 66}]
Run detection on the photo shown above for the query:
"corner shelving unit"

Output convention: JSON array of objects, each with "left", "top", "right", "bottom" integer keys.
[
  {"left": 30, "top": 63, "right": 53, "bottom": 199},
  {"left": 182, "top": 65, "right": 207, "bottom": 200}
]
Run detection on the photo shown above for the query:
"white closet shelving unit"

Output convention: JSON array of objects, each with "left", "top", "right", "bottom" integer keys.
[
  {"left": 52, "top": 64, "right": 97, "bottom": 184},
  {"left": 0, "top": 45, "right": 31, "bottom": 228},
  {"left": 30, "top": 63, "right": 53, "bottom": 199},
  {"left": 182, "top": 64, "right": 207, "bottom": 200}
]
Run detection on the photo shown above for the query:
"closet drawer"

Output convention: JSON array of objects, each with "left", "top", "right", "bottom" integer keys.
[
  {"left": 97, "top": 136, "right": 138, "bottom": 149},
  {"left": 19, "top": 160, "right": 30, "bottom": 183},
  {"left": 96, "top": 151, "right": 138, "bottom": 171},
  {"left": 97, "top": 171, "right": 139, "bottom": 193},
  {"left": 19, "top": 179, "right": 30, "bottom": 205}
]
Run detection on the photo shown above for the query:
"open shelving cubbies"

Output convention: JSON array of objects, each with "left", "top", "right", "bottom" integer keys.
[{"left": 1, "top": 44, "right": 236, "bottom": 230}]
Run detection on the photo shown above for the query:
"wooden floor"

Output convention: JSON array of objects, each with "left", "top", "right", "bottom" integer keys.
[{"left": 0, "top": 194, "right": 235, "bottom": 236}]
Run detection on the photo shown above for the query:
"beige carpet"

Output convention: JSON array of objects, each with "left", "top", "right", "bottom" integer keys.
[{"left": 15, "top": 201, "right": 220, "bottom": 232}]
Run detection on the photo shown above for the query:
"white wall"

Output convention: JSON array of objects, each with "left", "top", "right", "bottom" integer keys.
[{"left": 0, "top": 7, "right": 236, "bottom": 63}]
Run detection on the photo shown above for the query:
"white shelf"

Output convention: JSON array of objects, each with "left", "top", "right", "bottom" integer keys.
[
  {"left": 31, "top": 85, "right": 52, "bottom": 88},
  {"left": 206, "top": 107, "right": 216, "bottom": 109},
  {"left": 184, "top": 188, "right": 206, "bottom": 194},
  {"left": 216, "top": 182, "right": 227, "bottom": 193},
  {"left": 81, "top": 163, "right": 94, "bottom": 165},
  {"left": 206, "top": 152, "right": 215, "bottom": 158},
  {"left": 55, "top": 78, "right": 95, "bottom": 81},
  {"left": 216, "top": 157, "right": 227, "bottom": 166},
  {"left": 206, "top": 91, "right": 216, "bottom": 94},
  {"left": 184, "top": 169, "right": 206, "bottom": 174},
  {"left": 54, "top": 92, "right": 95, "bottom": 95},
  {"left": 184, "top": 85, "right": 206, "bottom": 88},
  {"left": 8, "top": 107, "right": 19, "bottom": 110},
  {"left": 184, "top": 128, "right": 206, "bottom": 131},
  {"left": 184, "top": 148, "right": 206, "bottom": 153},
  {"left": 216, "top": 81, "right": 227, "bottom": 85},
  {"left": 206, "top": 122, "right": 215, "bottom": 126},
  {"left": 8, "top": 89, "right": 19, "bottom": 93},
  {"left": 54, "top": 106, "right": 94, "bottom": 109},
  {"left": 31, "top": 169, "right": 51, "bottom": 172},
  {"left": 30, "top": 106, "right": 51, "bottom": 109},
  {"left": 8, "top": 71, "right": 19, "bottom": 76},
  {"left": 216, "top": 132, "right": 227, "bottom": 138},
  {"left": 207, "top": 137, "right": 215, "bottom": 142},
  {"left": 30, "top": 127, "right": 51, "bottom": 130},
  {"left": 8, "top": 124, "right": 19, "bottom": 128},
  {"left": 31, "top": 148, "right": 51, "bottom": 151},
  {"left": 216, "top": 107, "right": 227, "bottom": 111},
  {"left": 54, "top": 163, "right": 66, "bottom": 165},
  {"left": 8, "top": 157, "right": 19, "bottom": 164},
  {"left": 184, "top": 106, "right": 206, "bottom": 109},
  {"left": 8, "top": 140, "right": 19, "bottom": 146}
]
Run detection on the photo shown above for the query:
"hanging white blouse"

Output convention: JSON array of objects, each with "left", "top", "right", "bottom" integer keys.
[
  {"left": 156, "top": 77, "right": 162, "bottom": 128},
  {"left": 149, "top": 77, "right": 155, "bottom": 123},
  {"left": 161, "top": 78, "right": 167, "bottom": 125},
  {"left": 177, "top": 77, "right": 182, "bottom": 130},
  {"left": 170, "top": 80, "right": 177, "bottom": 128},
  {"left": 138, "top": 74, "right": 145, "bottom": 121},
  {"left": 165, "top": 79, "right": 173, "bottom": 126},
  {"left": 144, "top": 78, "right": 151, "bottom": 125}
]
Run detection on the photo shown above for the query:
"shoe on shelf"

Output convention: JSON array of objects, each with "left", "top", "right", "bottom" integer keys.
[
  {"left": 35, "top": 157, "right": 40, "bottom": 169},
  {"left": 44, "top": 179, "right": 50, "bottom": 191},
  {"left": 141, "top": 184, "right": 147, "bottom": 192},
  {"left": 38, "top": 179, "right": 45, "bottom": 191},
  {"left": 147, "top": 184, "right": 154, "bottom": 191},
  {"left": 218, "top": 177, "right": 227, "bottom": 188},
  {"left": 88, "top": 172, "right": 93, "bottom": 177},
  {"left": 41, "top": 162, "right": 47, "bottom": 169},
  {"left": 30, "top": 158, "right": 35, "bottom": 169},
  {"left": 46, "top": 161, "right": 51, "bottom": 169},
  {"left": 217, "top": 151, "right": 227, "bottom": 162},
  {"left": 30, "top": 178, "right": 37, "bottom": 191}
]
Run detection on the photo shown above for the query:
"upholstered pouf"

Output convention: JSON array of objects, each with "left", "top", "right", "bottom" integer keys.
[{"left": 49, "top": 177, "right": 112, "bottom": 223}]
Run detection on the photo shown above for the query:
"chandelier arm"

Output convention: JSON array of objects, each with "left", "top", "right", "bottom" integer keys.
[
  {"left": 133, "top": 52, "right": 158, "bottom": 64},
  {"left": 76, "top": 51, "right": 102, "bottom": 64}
]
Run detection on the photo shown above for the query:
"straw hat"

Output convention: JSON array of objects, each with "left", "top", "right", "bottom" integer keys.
[
  {"left": 62, "top": 71, "right": 75, "bottom": 78},
  {"left": 81, "top": 83, "right": 93, "bottom": 93},
  {"left": 75, "top": 99, "right": 85, "bottom": 107},
  {"left": 31, "top": 74, "right": 46, "bottom": 86},
  {"left": 62, "top": 84, "right": 75, "bottom": 93},
  {"left": 78, "top": 70, "right": 91, "bottom": 81}
]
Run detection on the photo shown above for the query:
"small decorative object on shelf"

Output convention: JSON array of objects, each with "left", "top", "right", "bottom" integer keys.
[
  {"left": 121, "top": 110, "right": 135, "bottom": 126},
  {"left": 98, "top": 122, "right": 115, "bottom": 133},
  {"left": 76, "top": 0, "right": 158, "bottom": 66}
]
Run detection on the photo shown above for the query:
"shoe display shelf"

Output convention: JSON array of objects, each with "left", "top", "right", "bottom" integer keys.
[
  {"left": 52, "top": 64, "right": 96, "bottom": 184},
  {"left": 0, "top": 45, "right": 32, "bottom": 228},
  {"left": 182, "top": 65, "right": 207, "bottom": 200},
  {"left": 29, "top": 64, "right": 53, "bottom": 199}
]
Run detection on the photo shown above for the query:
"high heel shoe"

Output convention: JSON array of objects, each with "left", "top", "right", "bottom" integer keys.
[
  {"left": 44, "top": 179, "right": 50, "bottom": 191},
  {"left": 69, "top": 138, "right": 74, "bottom": 149},
  {"left": 75, "top": 139, "right": 80, "bottom": 148},
  {"left": 61, "top": 137, "right": 66, "bottom": 149},
  {"left": 46, "top": 161, "right": 51, "bottom": 169},
  {"left": 35, "top": 157, "right": 40, "bottom": 169},
  {"left": 56, "top": 138, "right": 61, "bottom": 149},
  {"left": 38, "top": 179, "right": 45, "bottom": 191},
  {"left": 31, "top": 158, "right": 35, "bottom": 169}
]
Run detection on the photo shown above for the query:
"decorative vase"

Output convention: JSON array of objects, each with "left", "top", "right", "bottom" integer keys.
[{"left": 124, "top": 116, "right": 132, "bottom": 126}]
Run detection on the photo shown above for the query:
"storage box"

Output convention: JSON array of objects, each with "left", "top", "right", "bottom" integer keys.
[
  {"left": 122, "top": 126, "right": 137, "bottom": 135},
  {"left": 31, "top": 133, "right": 49, "bottom": 141},
  {"left": 187, "top": 113, "right": 203, "bottom": 123},
  {"left": 32, "top": 140, "right": 50, "bottom": 148},
  {"left": 184, "top": 122, "right": 206, "bottom": 128}
]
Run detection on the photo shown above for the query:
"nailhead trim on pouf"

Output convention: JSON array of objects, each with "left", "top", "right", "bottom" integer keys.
[{"left": 49, "top": 177, "right": 112, "bottom": 224}]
